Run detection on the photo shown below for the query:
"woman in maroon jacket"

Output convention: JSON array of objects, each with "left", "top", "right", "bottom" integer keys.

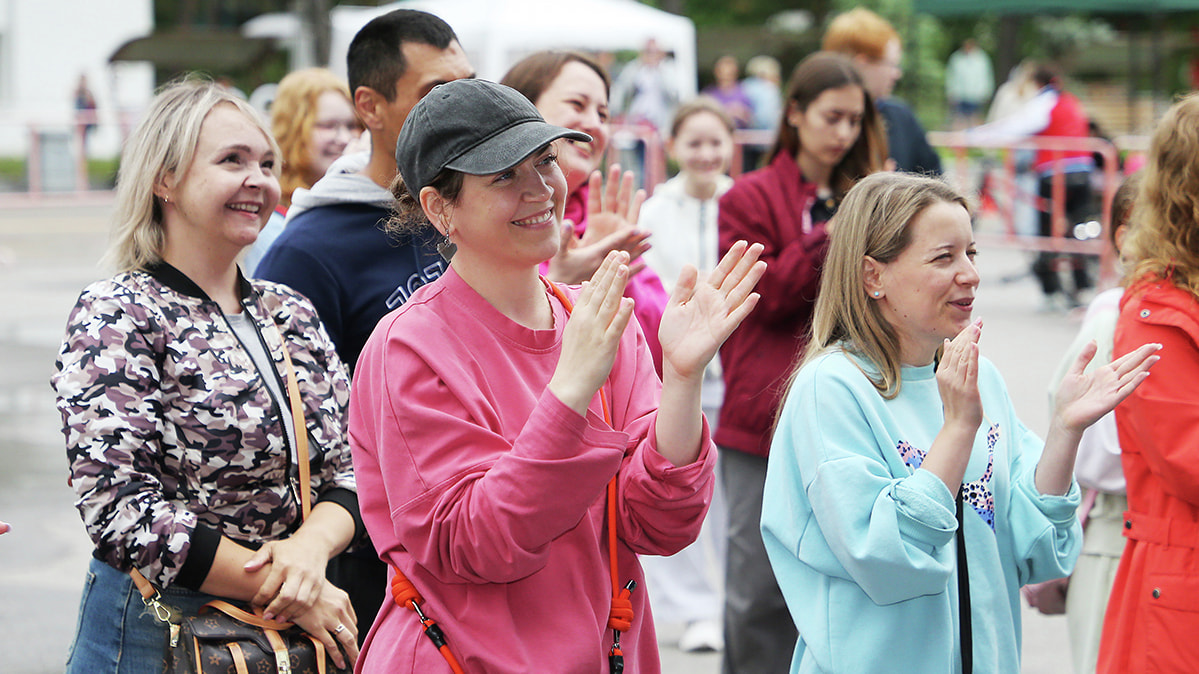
[{"left": 716, "top": 51, "right": 887, "bottom": 674}]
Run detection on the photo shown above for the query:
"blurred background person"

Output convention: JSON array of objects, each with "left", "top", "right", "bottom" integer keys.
[
  {"left": 969, "top": 64, "right": 1096, "bottom": 311},
  {"left": 52, "top": 76, "right": 360, "bottom": 673},
  {"left": 611, "top": 38, "right": 681, "bottom": 182},
  {"left": 73, "top": 73, "right": 97, "bottom": 155},
  {"left": 703, "top": 55, "right": 753, "bottom": 131},
  {"left": 502, "top": 50, "right": 670, "bottom": 373},
  {"left": 716, "top": 51, "right": 887, "bottom": 674},
  {"left": 946, "top": 38, "right": 994, "bottom": 130},
  {"left": 823, "top": 7, "right": 942, "bottom": 176},
  {"left": 611, "top": 37, "right": 679, "bottom": 145},
  {"left": 638, "top": 96, "right": 737, "bottom": 654},
  {"left": 245, "top": 67, "right": 361, "bottom": 275},
  {"left": 1099, "top": 93, "right": 1199, "bottom": 673},
  {"left": 740, "top": 55, "right": 783, "bottom": 173}
]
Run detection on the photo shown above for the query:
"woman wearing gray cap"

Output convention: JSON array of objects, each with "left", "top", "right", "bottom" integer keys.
[{"left": 347, "top": 79, "right": 765, "bottom": 673}]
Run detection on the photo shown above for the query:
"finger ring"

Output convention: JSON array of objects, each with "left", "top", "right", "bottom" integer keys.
[{"left": 334, "top": 624, "right": 346, "bottom": 634}]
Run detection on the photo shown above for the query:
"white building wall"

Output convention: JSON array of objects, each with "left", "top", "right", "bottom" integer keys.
[{"left": 0, "top": 0, "right": 154, "bottom": 157}]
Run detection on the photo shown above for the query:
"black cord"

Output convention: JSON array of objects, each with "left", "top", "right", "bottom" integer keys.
[{"left": 956, "top": 489, "right": 973, "bottom": 674}]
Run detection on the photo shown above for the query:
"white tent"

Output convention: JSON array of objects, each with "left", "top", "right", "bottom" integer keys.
[{"left": 245, "top": 0, "right": 696, "bottom": 97}]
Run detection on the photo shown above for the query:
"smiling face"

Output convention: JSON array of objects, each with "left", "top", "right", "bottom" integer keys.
[
  {"left": 308, "top": 90, "right": 361, "bottom": 183},
  {"left": 869, "top": 200, "right": 979, "bottom": 366},
  {"left": 428, "top": 144, "right": 568, "bottom": 272},
  {"left": 533, "top": 61, "right": 610, "bottom": 193},
  {"left": 789, "top": 84, "right": 864, "bottom": 175},
  {"left": 669, "top": 109, "right": 734, "bottom": 191},
  {"left": 161, "top": 103, "right": 280, "bottom": 262}
]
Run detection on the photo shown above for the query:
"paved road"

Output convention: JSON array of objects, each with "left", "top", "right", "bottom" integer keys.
[{"left": 0, "top": 199, "right": 1076, "bottom": 672}]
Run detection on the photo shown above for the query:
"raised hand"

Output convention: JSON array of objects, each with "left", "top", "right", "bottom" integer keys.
[
  {"left": 547, "top": 251, "right": 636, "bottom": 415},
  {"left": 658, "top": 241, "right": 766, "bottom": 382},
  {"left": 546, "top": 166, "right": 650, "bottom": 284},
  {"left": 581, "top": 165, "right": 646, "bottom": 243},
  {"left": 549, "top": 218, "right": 650, "bottom": 284},
  {"left": 1053, "top": 340, "right": 1161, "bottom": 433},
  {"left": 937, "top": 320, "right": 983, "bottom": 433}
]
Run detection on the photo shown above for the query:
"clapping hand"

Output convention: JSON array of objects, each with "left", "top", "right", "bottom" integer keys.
[
  {"left": 548, "top": 251, "right": 636, "bottom": 415},
  {"left": 1053, "top": 340, "right": 1161, "bottom": 433},
  {"left": 937, "top": 320, "right": 984, "bottom": 433},
  {"left": 547, "top": 166, "right": 650, "bottom": 284},
  {"left": 658, "top": 241, "right": 766, "bottom": 381}
]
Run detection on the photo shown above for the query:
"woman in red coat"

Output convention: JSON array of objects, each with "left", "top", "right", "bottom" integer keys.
[{"left": 1099, "top": 93, "right": 1199, "bottom": 672}]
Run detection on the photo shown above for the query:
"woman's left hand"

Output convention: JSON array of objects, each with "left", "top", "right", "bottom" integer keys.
[
  {"left": 1054, "top": 340, "right": 1161, "bottom": 433},
  {"left": 659, "top": 241, "right": 766, "bottom": 381},
  {"left": 244, "top": 535, "right": 330, "bottom": 622}
]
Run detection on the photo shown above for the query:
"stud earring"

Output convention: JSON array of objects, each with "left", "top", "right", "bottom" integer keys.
[{"left": 872, "top": 291, "right": 880, "bottom": 297}]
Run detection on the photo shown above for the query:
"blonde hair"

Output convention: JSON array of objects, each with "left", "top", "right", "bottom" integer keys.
[
  {"left": 1123, "top": 94, "right": 1199, "bottom": 299},
  {"left": 822, "top": 8, "right": 900, "bottom": 61},
  {"left": 271, "top": 68, "right": 355, "bottom": 207},
  {"left": 105, "top": 75, "right": 278, "bottom": 272},
  {"left": 795, "top": 172, "right": 969, "bottom": 399}
]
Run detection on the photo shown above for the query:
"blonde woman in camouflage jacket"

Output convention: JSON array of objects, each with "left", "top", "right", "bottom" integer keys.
[{"left": 51, "top": 77, "right": 360, "bottom": 673}]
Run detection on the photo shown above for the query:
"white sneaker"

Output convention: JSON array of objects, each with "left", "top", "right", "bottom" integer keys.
[{"left": 678, "top": 619, "right": 724, "bottom": 653}]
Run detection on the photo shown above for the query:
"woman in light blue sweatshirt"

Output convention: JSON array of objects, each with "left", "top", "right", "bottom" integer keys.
[{"left": 761, "top": 172, "right": 1160, "bottom": 673}]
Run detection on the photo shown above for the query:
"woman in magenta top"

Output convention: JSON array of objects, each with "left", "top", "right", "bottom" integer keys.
[
  {"left": 502, "top": 50, "right": 672, "bottom": 373},
  {"left": 348, "top": 80, "right": 764, "bottom": 673}
]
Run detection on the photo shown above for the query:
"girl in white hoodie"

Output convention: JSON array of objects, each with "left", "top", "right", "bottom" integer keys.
[{"left": 638, "top": 96, "right": 736, "bottom": 653}]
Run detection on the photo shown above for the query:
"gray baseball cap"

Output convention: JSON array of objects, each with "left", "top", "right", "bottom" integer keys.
[{"left": 395, "top": 79, "right": 592, "bottom": 192}]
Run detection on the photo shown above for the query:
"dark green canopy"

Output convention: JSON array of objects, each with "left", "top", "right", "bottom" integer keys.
[{"left": 914, "top": 0, "right": 1199, "bottom": 16}]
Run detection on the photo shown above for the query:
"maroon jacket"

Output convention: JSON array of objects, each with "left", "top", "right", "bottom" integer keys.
[{"left": 716, "top": 151, "right": 830, "bottom": 457}]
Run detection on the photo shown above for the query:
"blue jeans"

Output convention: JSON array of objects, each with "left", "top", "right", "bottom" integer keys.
[{"left": 65, "top": 558, "right": 220, "bottom": 674}]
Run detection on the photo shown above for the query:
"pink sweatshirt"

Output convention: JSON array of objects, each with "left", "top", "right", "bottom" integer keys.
[{"left": 349, "top": 267, "right": 715, "bottom": 674}]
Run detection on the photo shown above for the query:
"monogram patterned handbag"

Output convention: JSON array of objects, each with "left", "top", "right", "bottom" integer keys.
[{"left": 166, "top": 599, "right": 349, "bottom": 674}]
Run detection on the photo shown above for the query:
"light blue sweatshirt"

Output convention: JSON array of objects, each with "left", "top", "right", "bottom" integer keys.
[{"left": 762, "top": 348, "right": 1081, "bottom": 673}]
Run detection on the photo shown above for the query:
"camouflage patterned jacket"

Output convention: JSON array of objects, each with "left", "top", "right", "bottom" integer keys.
[{"left": 52, "top": 262, "right": 357, "bottom": 589}]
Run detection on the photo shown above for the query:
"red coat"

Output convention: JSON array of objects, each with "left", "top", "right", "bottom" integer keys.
[
  {"left": 715, "top": 151, "right": 829, "bottom": 456},
  {"left": 1099, "top": 276, "right": 1199, "bottom": 672}
]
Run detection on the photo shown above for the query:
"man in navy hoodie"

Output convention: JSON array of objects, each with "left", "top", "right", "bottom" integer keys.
[
  {"left": 255, "top": 7, "right": 473, "bottom": 644},
  {"left": 257, "top": 9, "right": 473, "bottom": 372}
]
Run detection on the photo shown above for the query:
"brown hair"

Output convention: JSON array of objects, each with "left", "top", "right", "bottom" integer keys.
[
  {"left": 669, "top": 95, "right": 735, "bottom": 139},
  {"left": 500, "top": 50, "right": 611, "bottom": 106},
  {"left": 771, "top": 52, "right": 887, "bottom": 198}
]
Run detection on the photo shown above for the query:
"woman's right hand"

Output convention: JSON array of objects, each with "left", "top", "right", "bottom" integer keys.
[
  {"left": 548, "top": 251, "right": 635, "bottom": 415},
  {"left": 937, "top": 320, "right": 983, "bottom": 433},
  {"left": 290, "top": 579, "right": 358, "bottom": 670}
]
